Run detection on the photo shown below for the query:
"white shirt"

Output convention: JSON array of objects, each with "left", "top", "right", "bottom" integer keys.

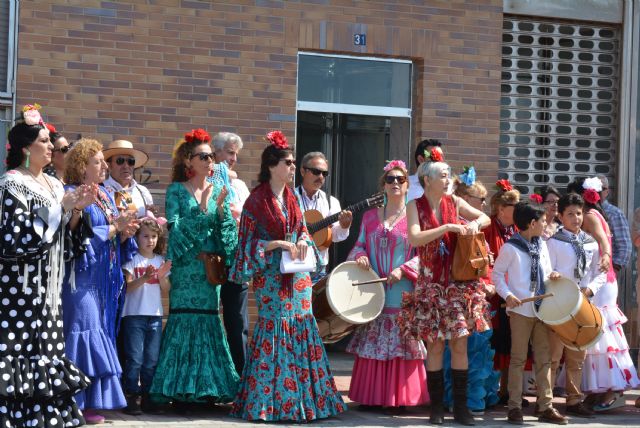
[
  {"left": 492, "top": 238, "right": 553, "bottom": 318},
  {"left": 104, "top": 176, "right": 153, "bottom": 218},
  {"left": 122, "top": 254, "right": 165, "bottom": 317},
  {"left": 297, "top": 187, "right": 349, "bottom": 266},
  {"left": 407, "top": 173, "right": 424, "bottom": 202},
  {"left": 231, "top": 177, "right": 250, "bottom": 209},
  {"left": 546, "top": 229, "right": 606, "bottom": 297}
]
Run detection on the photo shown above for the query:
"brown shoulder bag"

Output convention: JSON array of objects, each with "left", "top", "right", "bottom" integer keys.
[
  {"left": 198, "top": 252, "right": 228, "bottom": 285},
  {"left": 451, "top": 232, "right": 490, "bottom": 281}
]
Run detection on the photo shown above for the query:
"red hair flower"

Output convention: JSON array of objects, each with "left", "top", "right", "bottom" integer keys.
[
  {"left": 496, "top": 179, "right": 513, "bottom": 192},
  {"left": 184, "top": 128, "right": 211, "bottom": 143},
  {"left": 583, "top": 188, "right": 601, "bottom": 205},
  {"left": 266, "top": 130, "right": 288, "bottom": 149},
  {"left": 45, "top": 123, "right": 57, "bottom": 134},
  {"left": 529, "top": 194, "right": 543, "bottom": 204},
  {"left": 424, "top": 148, "right": 444, "bottom": 163}
]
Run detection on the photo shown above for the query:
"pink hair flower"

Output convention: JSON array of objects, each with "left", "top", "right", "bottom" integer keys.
[
  {"left": 22, "top": 103, "right": 44, "bottom": 126},
  {"left": 383, "top": 159, "right": 407, "bottom": 172},
  {"left": 266, "top": 130, "right": 289, "bottom": 149}
]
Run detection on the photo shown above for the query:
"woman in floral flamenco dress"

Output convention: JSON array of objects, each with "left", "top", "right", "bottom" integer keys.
[
  {"left": 346, "top": 160, "right": 428, "bottom": 414},
  {"left": 229, "top": 131, "right": 345, "bottom": 422}
]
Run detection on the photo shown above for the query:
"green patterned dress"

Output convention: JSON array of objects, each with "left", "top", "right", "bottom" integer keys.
[{"left": 149, "top": 182, "right": 239, "bottom": 403}]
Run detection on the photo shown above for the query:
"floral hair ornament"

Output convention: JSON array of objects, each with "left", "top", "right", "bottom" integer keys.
[
  {"left": 583, "top": 189, "right": 600, "bottom": 205},
  {"left": 45, "top": 123, "right": 57, "bottom": 134},
  {"left": 529, "top": 194, "right": 543, "bottom": 204},
  {"left": 495, "top": 179, "right": 513, "bottom": 192},
  {"left": 582, "top": 177, "right": 603, "bottom": 192},
  {"left": 184, "top": 128, "right": 211, "bottom": 144},
  {"left": 459, "top": 166, "right": 476, "bottom": 186},
  {"left": 22, "top": 104, "right": 44, "bottom": 127},
  {"left": 383, "top": 159, "right": 407, "bottom": 173},
  {"left": 142, "top": 210, "right": 167, "bottom": 226},
  {"left": 266, "top": 130, "right": 288, "bottom": 149},
  {"left": 424, "top": 147, "right": 444, "bottom": 163}
]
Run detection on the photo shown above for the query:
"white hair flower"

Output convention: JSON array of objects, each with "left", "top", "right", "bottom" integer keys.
[{"left": 583, "top": 177, "right": 603, "bottom": 192}]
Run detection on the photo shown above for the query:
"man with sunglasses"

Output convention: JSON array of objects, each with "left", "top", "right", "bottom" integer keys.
[
  {"left": 408, "top": 138, "right": 443, "bottom": 202},
  {"left": 297, "top": 152, "right": 353, "bottom": 281},
  {"left": 104, "top": 139, "right": 154, "bottom": 218}
]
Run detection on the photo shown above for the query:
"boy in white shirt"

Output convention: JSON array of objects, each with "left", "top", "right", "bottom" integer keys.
[
  {"left": 546, "top": 193, "right": 605, "bottom": 418},
  {"left": 492, "top": 201, "right": 568, "bottom": 425}
]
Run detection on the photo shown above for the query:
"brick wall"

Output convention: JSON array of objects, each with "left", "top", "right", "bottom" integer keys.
[{"left": 16, "top": 0, "right": 504, "bottom": 329}]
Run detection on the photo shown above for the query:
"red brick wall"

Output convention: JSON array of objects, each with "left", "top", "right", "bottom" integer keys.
[{"left": 16, "top": 0, "right": 504, "bottom": 328}]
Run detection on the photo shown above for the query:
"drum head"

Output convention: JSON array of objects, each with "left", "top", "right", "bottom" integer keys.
[
  {"left": 535, "top": 276, "right": 581, "bottom": 325},
  {"left": 326, "top": 261, "right": 385, "bottom": 324}
]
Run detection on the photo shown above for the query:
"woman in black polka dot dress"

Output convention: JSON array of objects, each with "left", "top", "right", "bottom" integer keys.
[{"left": 0, "top": 105, "right": 93, "bottom": 427}]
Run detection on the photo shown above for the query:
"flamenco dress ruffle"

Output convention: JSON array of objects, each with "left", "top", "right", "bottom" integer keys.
[
  {"left": 347, "top": 312, "right": 429, "bottom": 406},
  {"left": 230, "top": 315, "right": 345, "bottom": 421}
]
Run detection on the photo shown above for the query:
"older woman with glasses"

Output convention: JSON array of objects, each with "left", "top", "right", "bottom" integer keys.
[
  {"left": 149, "top": 129, "right": 239, "bottom": 412},
  {"left": 540, "top": 185, "right": 561, "bottom": 241},
  {"left": 482, "top": 180, "right": 521, "bottom": 405}
]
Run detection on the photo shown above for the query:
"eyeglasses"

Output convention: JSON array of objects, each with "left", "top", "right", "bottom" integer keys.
[
  {"left": 280, "top": 159, "right": 295, "bottom": 166},
  {"left": 304, "top": 167, "right": 329, "bottom": 177},
  {"left": 52, "top": 145, "right": 72, "bottom": 154},
  {"left": 544, "top": 200, "right": 559, "bottom": 206},
  {"left": 190, "top": 152, "right": 214, "bottom": 161},
  {"left": 384, "top": 175, "right": 408, "bottom": 184},
  {"left": 470, "top": 195, "right": 486, "bottom": 203},
  {"left": 115, "top": 157, "right": 136, "bottom": 166}
]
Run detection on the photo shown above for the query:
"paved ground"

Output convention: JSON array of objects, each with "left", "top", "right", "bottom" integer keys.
[{"left": 100, "top": 352, "right": 640, "bottom": 427}]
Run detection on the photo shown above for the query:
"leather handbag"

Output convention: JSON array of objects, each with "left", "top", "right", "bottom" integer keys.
[
  {"left": 198, "top": 252, "right": 228, "bottom": 285},
  {"left": 451, "top": 233, "right": 490, "bottom": 281}
]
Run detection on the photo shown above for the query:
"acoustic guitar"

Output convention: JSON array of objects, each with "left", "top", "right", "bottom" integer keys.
[{"left": 304, "top": 193, "right": 385, "bottom": 250}]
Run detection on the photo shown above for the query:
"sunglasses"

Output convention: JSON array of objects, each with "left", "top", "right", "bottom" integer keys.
[
  {"left": 471, "top": 195, "right": 486, "bottom": 203},
  {"left": 280, "top": 159, "right": 295, "bottom": 166},
  {"left": 115, "top": 157, "right": 136, "bottom": 166},
  {"left": 384, "top": 175, "right": 407, "bottom": 184},
  {"left": 191, "top": 152, "right": 214, "bottom": 161},
  {"left": 52, "top": 145, "right": 72, "bottom": 154},
  {"left": 304, "top": 167, "right": 329, "bottom": 177}
]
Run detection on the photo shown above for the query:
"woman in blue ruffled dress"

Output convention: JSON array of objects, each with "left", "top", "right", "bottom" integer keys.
[{"left": 62, "top": 138, "right": 139, "bottom": 424}]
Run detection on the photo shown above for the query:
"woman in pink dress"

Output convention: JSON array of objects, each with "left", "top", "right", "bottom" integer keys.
[{"left": 346, "top": 160, "right": 428, "bottom": 414}]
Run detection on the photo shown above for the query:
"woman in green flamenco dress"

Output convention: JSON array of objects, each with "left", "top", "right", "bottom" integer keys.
[{"left": 149, "top": 129, "right": 238, "bottom": 410}]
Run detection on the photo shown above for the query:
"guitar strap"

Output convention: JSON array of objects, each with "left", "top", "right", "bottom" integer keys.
[{"left": 297, "top": 185, "right": 331, "bottom": 213}]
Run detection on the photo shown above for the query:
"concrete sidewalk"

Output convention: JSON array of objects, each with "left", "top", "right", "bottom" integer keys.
[{"left": 101, "top": 352, "right": 640, "bottom": 427}]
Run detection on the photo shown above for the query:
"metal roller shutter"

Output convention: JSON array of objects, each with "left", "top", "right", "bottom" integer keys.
[
  {"left": 500, "top": 16, "right": 620, "bottom": 194},
  {"left": 0, "top": 1, "right": 9, "bottom": 94}
]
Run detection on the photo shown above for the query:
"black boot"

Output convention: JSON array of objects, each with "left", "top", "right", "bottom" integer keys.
[
  {"left": 452, "top": 369, "right": 475, "bottom": 426},
  {"left": 427, "top": 370, "right": 445, "bottom": 425},
  {"left": 141, "top": 392, "right": 165, "bottom": 414}
]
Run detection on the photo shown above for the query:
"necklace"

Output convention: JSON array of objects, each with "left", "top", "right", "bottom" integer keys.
[
  {"left": 380, "top": 204, "right": 405, "bottom": 248},
  {"left": 20, "top": 166, "right": 57, "bottom": 200}
]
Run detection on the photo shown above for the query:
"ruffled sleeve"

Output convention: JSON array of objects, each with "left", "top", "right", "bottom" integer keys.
[
  {"left": 165, "top": 182, "right": 217, "bottom": 263},
  {"left": 209, "top": 187, "right": 238, "bottom": 266},
  {"left": 229, "top": 211, "right": 272, "bottom": 284},
  {"left": 400, "top": 255, "right": 420, "bottom": 282},
  {"left": 0, "top": 173, "right": 59, "bottom": 261}
]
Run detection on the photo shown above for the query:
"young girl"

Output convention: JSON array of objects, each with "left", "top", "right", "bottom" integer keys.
[{"left": 121, "top": 214, "right": 172, "bottom": 415}]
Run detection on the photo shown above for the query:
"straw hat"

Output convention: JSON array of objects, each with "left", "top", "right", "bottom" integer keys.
[{"left": 102, "top": 140, "right": 149, "bottom": 168}]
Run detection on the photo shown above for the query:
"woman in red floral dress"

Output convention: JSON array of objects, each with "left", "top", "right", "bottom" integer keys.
[{"left": 399, "top": 150, "right": 491, "bottom": 426}]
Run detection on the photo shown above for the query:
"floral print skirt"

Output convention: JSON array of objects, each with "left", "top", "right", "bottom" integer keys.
[
  {"left": 399, "top": 280, "right": 491, "bottom": 342},
  {"left": 230, "top": 314, "right": 345, "bottom": 421}
]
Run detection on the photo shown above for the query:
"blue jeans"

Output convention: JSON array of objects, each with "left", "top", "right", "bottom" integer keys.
[{"left": 121, "top": 315, "right": 163, "bottom": 395}]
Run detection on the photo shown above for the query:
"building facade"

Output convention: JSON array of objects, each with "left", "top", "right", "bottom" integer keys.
[{"left": 2, "top": 0, "right": 639, "bottom": 350}]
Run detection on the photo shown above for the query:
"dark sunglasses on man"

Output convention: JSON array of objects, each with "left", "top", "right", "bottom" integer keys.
[
  {"left": 304, "top": 166, "right": 329, "bottom": 177},
  {"left": 191, "top": 152, "right": 215, "bottom": 162},
  {"left": 114, "top": 157, "right": 136, "bottom": 166}
]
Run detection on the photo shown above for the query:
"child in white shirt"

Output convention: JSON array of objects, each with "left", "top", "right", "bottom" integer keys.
[
  {"left": 546, "top": 193, "right": 605, "bottom": 418},
  {"left": 492, "top": 201, "right": 567, "bottom": 425},
  {"left": 121, "top": 216, "right": 171, "bottom": 415}
]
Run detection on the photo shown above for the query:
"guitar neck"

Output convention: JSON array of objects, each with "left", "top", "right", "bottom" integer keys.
[{"left": 308, "top": 198, "right": 376, "bottom": 234}]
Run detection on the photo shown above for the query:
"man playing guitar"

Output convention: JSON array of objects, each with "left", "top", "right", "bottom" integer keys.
[{"left": 297, "top": 152, "right": 353, "bottom": 281}]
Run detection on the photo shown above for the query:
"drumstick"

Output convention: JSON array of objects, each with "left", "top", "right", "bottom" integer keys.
[
  {"left": 352, "top": 277, "right": 388, "bottom": 286},
  {"left": 500, "top": 292, "right": 554, "bottom": 308}
]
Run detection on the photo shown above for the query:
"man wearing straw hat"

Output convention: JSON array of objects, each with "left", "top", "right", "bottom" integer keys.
[{"left": 104, "top": 139, "right": 154, "bottom": 218}]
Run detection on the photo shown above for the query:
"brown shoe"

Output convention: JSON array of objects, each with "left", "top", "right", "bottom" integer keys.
[
  {"left": 507, "top": 408, "right": 524, "bottom": 425},
  {"left": 566, "top": 402, "right": 595, "bottom": 418},
  {"left": 538, "top": 407, "right": 568, "bottom": 425},
  {"left": 533, "top": 404, "right": 543, "bottom": 417}
]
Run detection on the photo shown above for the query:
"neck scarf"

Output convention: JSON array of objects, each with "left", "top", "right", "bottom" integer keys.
[
  {"left": 507, "top": 233, "right": 545, "bottom": 306},
  {"left": 243, "top": 182, "right": 303, "bottom": 296},
  {"left": 551, "top": 230, "right": 595, "bottom": 280}
]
